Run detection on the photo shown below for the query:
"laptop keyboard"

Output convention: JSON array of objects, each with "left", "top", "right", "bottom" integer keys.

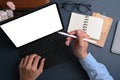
[{"left": 19, "top": 32, "right": 67, "bottom": 57}]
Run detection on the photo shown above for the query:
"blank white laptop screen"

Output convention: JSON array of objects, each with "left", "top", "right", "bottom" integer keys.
[{"left": 1, "top": 4, "right": 63, "bottom": 47}]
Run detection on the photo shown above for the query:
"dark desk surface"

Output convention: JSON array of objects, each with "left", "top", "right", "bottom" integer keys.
[{"left": 0, "top": 0, "right": 120, "bottom": 80}]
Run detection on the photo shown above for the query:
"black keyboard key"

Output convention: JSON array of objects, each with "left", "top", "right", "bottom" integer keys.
[{"left": 19, "top": 32, "right": 67, "bottom": 57}]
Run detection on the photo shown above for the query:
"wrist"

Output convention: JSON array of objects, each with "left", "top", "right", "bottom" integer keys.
[
  {"left": 78, "top": 50, "right": 88, "bottom": 59},
  {"left": 80, "top": 51, "right": 88, "bottom": 59}
]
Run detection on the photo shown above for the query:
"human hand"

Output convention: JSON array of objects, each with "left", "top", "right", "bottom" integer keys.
[
  {"left": 19, "top": 54, "right": 45, "bottom": 80},
  {"left": 65, "top": 30, "right": 89, "bottom": 59}
]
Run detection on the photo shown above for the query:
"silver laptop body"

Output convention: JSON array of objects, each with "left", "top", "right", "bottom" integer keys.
[{"left": 111, "top": 20, "right": 120, "bottom": 54}]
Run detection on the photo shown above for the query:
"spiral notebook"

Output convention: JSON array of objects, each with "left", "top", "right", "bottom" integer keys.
[{"left": 68, "top": 12, "right": 103, "bottom": 40}]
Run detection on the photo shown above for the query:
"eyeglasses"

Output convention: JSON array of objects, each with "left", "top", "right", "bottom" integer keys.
[{"left": 62, "top": 1, "right": 92, "bottom": 13}]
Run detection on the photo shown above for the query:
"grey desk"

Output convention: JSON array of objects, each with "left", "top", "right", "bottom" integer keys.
[{"left": 0, "top": 0, "right": 120, "bottom": 80}]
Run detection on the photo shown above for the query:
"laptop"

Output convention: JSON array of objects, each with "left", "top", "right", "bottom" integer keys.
[
  {"left": 111, "top": 20, "right": 120, "bottom": 55},
  {"left": 0, "top": 3, "right": 72, "bottom": 69}
]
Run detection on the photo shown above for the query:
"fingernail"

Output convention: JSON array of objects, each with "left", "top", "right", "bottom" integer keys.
[
  {"left": 77, "top": 30, "right": 81, "bottom": 35},
  {"left": 78, "top": 29, "right": 82, "bottom": 33},
  {"left": 65, "top": 41, "right": 69, "bottom": 46},
  {"left": 25, "top": 55, "right": 28, "bottom": 57},
  {"left": 43, "top": 58, "right": 46, "bottom": 62},
  {"left": 37, "top": 56, "right": 40, "bottom": 58}
]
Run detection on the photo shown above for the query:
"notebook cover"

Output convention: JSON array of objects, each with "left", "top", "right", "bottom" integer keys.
[{"left": 91, "top": 12, "right": 113, "bottom": 47}]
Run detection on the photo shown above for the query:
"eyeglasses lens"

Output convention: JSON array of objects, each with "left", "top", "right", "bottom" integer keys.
[
  {"left": 63, "top": 2, "right": 75, "bottom": 12},
  {"left": 78, "top": 5, "right": 89, "bottom": 13}
]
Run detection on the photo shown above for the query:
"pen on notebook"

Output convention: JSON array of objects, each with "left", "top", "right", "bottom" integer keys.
[{"left": 57, "top": 31, "right": 96, "bottom": 44}]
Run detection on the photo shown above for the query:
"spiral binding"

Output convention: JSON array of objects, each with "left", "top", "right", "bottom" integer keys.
[{"left": 82, "top": 15, "right": 89, "bottom": 33}]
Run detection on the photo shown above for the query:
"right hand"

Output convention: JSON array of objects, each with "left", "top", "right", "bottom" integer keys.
[{"left": 65, "top": 30, "right": 90, "bottom": 59}]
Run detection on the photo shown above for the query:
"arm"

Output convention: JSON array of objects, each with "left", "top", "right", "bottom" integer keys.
[
  {"left": 65, "top": 30, "right": 113, "bottom": 80},
  {"left": 80, "top": 52, "right": 113, "bottom": 80}
]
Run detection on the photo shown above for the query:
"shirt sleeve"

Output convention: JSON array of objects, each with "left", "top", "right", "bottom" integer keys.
[{"left": 79, "top": 52, "right": 114, "bottom": 80}]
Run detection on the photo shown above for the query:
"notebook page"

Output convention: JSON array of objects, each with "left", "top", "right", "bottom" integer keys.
[
  {"left": 87, "top": 16, "right": 103, "bottom": 40},
  {"left": 68, "top": 13, "right": 85, "bottom": 31},
  {"left": 68, "top": 12, "right": 103, "bottom": 40}
]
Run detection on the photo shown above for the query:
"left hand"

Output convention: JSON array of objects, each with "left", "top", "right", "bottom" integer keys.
[{"left": 19, "top": 54, "right": 45, "bottom": 80}]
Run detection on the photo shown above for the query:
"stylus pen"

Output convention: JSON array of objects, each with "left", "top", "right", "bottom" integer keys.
[{"left": 57, "top": 31, "right": 96, "bottom": 44}]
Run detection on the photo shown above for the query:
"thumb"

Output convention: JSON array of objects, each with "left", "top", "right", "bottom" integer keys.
[{"left": 76, "top": 30, "right": 84, "bottom": 39}]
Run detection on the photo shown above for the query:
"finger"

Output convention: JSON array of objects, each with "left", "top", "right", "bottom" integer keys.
[
  {"left": 38, "top": 58, "right": 45, "bottom": 73},
  {"left": 23, "top": 55, "right": 29, "bottom": 67},
  {"left": 32, "top": 56, "right": 41, "bottom": 68},
  {"left": 27, "top": 54, "right": 38, "bottom": 67},
  {"left": 19, "top": 58, "right": 24, "bottom": 68},
  {"left": 76, "top": 30, "right": 84, "bottom": 44},
  {"left": 65, "top": 30, "right": 78, "bottom": 46},
  {"left": 65, "top": 37, "right": 72, "bottom": 46},
  {"left": 76, "top": 30, "right": 84, "bottom": 38},
  {"left": 83, "top": 33, "right": 90, "bottom": 39},
  {"left": 68, "top": 31, "right": 76, "bottom": 35}
]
